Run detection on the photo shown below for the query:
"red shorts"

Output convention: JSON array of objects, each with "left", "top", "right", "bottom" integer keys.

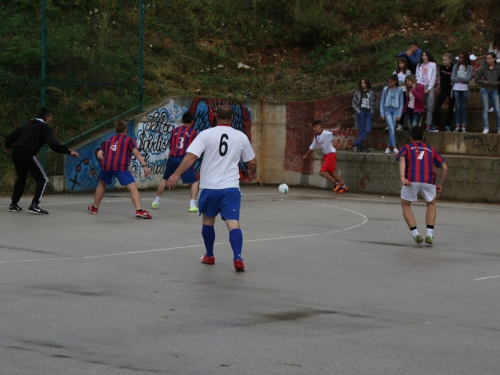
[{"left": 320, "top": 153, "right": 337, "bottom": 174}]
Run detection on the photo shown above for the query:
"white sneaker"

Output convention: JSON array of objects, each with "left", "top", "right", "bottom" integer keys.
[
  {"left": 482, "top": 128, "right": 489, "bottom": 134},
  {"left": 489, "top": 107, "right": 494, "bottom": 113},
  {"left": 396, "top": 125, "right": 403, "bottom": 131},
  {"left": 393, "top": 147, "right": 399, "bottom": 154},
  {"left": 385, "top": 127, "right": 388, "bottom": 130},
  {"left": 385, "top": 148, "right": 391, "bottom": 154}
]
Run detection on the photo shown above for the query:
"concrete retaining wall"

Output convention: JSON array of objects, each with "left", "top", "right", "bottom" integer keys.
[{"left": 63, "top": 93, "right": 500, "bottom": 203}]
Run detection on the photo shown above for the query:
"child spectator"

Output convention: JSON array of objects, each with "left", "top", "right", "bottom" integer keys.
[
  {"left": 488, "top": 29, "right": 500, "bottom": 112},
  {"left": 396, "top": 41, "right": 422, "bottom": 74},
  {"left": 416, "top": 51, "right": 437, "bottom": 132},
  {"left": 475, "top": 52, "right": 500, "bottom": 134},
  {"left": 404, "top": 74, "right": 425, "bottom": 131},
  {"left": 451, "top": 52, "right": 473, "bottom": 133},
  {"left": 380, "top": 74, "right": 404, "bottom": 154},
  {"left": 432, "top": 53, "right": 455, "bottom": 132},
  {"left": 351, "top": 77, "right": 376, "bottom": 153},
  {"left": 393, "top": 58, "right": 411, "bottom": 131},
  {"left": 302, "top": 120, "right": 348, "bottom": 194}
]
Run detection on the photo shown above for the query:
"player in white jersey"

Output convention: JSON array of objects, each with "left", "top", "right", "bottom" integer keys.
[
  {"left": 166, "top": 105, "right": 257, "bottom": 271},
  {"left": 302, "top": 119, "right": 348, "bottom": 194}
]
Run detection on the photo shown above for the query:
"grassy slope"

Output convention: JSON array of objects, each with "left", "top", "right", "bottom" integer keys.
[{"left": 0, "top": 0, "right": 499, "bottom": 193}]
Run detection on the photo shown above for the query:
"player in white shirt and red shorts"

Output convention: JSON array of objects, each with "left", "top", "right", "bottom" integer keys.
[
  {"left": 166, "top": 105, "right": 257, "bottom": 271},
  {"left": 302, "top": 120, "right": 348, "bottom": 194}
]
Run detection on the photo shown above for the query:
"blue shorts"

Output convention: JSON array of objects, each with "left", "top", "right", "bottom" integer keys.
[
  {"left": 162, "top": 156, "right": 197, "bottom": 184},
  {"left": 198, "top": 188, "right": 241, "bottom": 221},
  {"left": 99, "top": 170, "right": 135, "bottom": 186}
]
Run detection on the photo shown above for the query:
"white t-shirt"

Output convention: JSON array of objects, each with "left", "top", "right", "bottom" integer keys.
[
  {"left": 309, "top": 130, "right": 336, "bottom": 155},
  {"left": 187, "top": 125, "right": 255, "bottom": 189}
]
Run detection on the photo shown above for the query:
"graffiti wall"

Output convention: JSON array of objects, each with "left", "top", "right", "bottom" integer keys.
[{"left": 65, "top": 98, "right": 254, "bottom": 191}]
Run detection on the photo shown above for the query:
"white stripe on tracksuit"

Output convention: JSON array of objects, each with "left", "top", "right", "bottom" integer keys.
[{"left": 33, "top": 155, "right": 49, "bottom": 203}]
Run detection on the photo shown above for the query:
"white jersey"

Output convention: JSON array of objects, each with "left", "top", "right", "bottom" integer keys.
[
  {"left": 187, "top": 125, "right": 255, "bottom": 189},
  {"left": 309, "top": 130, "right": 336, "bottom": 155}
]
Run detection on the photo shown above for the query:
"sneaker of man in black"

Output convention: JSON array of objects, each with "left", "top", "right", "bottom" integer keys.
[
  {"left": 9, "top": 203, "right": 22, "bottom": 212},
  {"left": 28, "top": 204, "right": 49, "bottom": 215}
]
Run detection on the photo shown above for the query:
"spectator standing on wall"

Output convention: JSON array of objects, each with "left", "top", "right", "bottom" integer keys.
[
  {"left": 451, "top": 52, "right": 473, "bottom": 133},
  {"left": 416, "top": 51, "right": 437, "bottom": 132},
  {"left": 396, "top": 41, "right": 423, "bottom": 74},
  {"left": 403, "top": 74, "right": 425, "bottom": 132},
  {"left": 351, "top": 77, "right": 376, "bottom": 153},
  {"left": 393, "top": 58, "right": 412, "bottom": 131},
  {"left": 166, "top": 105, "right": 257, "bottom": 272},
  {"left": 151, "top": 111, "right": 200, "bottom": 212},
  {"left": 432, "top": 53, "right": 455, "bottom": 132},
  {"left": 88, "top": 120, "right": 153, "bottom": 219},
  {"left": 396, "top": 126, "right": 448, "bottom": 246},
  {"left": 487, "top": 29, "right": 500, "bottom": 112},
  {"left": 380, "top": 74, "right": 404, "bottom": 154},
  {"left": 5, "top": 107, "right": 79, "bottom": 215},
  {"left": 475, "top": 52, "right": 500, "bottom": 134}
]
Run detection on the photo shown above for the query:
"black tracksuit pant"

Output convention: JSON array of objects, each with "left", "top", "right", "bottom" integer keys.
[{"left": 11, "top": 148, "right": 49, "bottom": 206}]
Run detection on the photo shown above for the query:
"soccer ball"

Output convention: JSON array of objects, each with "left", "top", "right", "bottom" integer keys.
[{"left": 278, "top": 184, "right": 289, "bottom": 194}]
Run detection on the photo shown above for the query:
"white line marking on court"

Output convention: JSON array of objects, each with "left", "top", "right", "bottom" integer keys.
[
  {"left": 0, "top": 199, "right": 131, "bottom": 208},
  {"left": 0, "top": 198, "right": 368, "bottom": 264},
  {"left": 475, "top": 275, "right": 500, "bottom": 281}
]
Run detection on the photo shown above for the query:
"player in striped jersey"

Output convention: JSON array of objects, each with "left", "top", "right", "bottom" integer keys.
[
  {"left": 88, "top": 120, "right": 152, "bottom": 219},
  {"left": 151, "top": 111, "right": 200, "bottom": 212},
  {"left": 396, "top": 126, "right": 448, "bottom": 245}
]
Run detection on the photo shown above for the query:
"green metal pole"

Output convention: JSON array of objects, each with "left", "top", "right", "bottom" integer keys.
[
  {"left": 41, "top": 0, "right": 47, "bottom": 167},
  {"left": 138, "top": 0, "right": 144, "bottom": 112}
]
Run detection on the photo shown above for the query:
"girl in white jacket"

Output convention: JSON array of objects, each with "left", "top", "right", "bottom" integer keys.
[{"left": 416, "top": 51, "right": 437, "bottom": 131}]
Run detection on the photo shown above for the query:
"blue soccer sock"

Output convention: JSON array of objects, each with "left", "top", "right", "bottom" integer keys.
[
  {"left": 202, "top": 225, "right": 215, "bottom": 257},
  {"left": 229, "top": 228, "right": 243, "bottom": 261}
]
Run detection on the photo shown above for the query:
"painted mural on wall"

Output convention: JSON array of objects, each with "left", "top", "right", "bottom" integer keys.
[{"left": 64, "top": 98, "right": 253, "bottom": 191}]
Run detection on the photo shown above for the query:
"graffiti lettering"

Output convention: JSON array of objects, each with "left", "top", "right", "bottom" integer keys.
[{"left": 464, "top": 135, "right": 498, "bottom": 153}]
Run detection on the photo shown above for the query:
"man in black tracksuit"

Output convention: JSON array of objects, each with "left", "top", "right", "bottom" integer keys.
[{"left": 5, "top": 108, "right": 79, "bottom": 214}]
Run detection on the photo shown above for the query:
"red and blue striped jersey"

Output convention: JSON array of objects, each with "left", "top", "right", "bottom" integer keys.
[
  {"left": 396, "top": 142, "right": 445, "bottom": 184},
  {"left": 169, "top": 125, "right": 197, "bottom": 157},
  {"left": 101, "top": 134, "right": 137, "bottom": 171}
]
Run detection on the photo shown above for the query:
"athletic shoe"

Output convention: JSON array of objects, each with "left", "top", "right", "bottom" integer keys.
[
  {"left": 414, "top": 234, "right": 423, "bottom": 245},
  {"left": 151, "top": 201, "right": 159, "bottom": 209},
  {"left": 461, "top": 127, "right": 466, "bottom": 133},
  {"left": 336, "top": 185, "right": 348, "bottom": 194},
  {"left": 136, "top": 209, "right": 152, "bottom": 219},
  {"left": 385, "top": 148, "right": 391, "bottom": 154},
  {"left": 188, "top": 206, "right": 199, "bottom": 212},
  {"left": 428, "top": 126, "right": 439, "bottom": 132},
  {"left": 396, "top": 124, "right": 403, "bottom": 131},
  {"left": 88, "top": 205, "right": 98, "bottom": 214},
  {"left": 332, "top": 183, "right": 341, "bottom": 192},
  {"left": 482, "top": 128, "right": 489, "bottom": 134},
  {"left": 352, "top": 145, "right": 359, "bottom": 153},
  {"left": 393, "top": 147, "right": 399, "bottom": 154},
  {"left": 9, "top": 203, "right": 22, "bottom": 212},
  {"left": 360, "top": 147, "right": 370, "bottom": 153},
  {"left": 424, "top": 125, "right": 431, "bottom": 132},
  {"left": 489, "top": 107, "right": 494, "bottom": 113},
  {"left": 385, "top": 126, "right": 388, "bottom": 130},
  {"left": 28, "top": 204, "right": 48, "bottom": 215},
  {"left": 425, "top": 235, "right": 434, "bottom": 245},
  {"left": 453, "top": 127, "right": 460, "bottom": 132},
  {"left": 201, "top": 254, "right": 215, "bottom": 265},
  {"left": 445, "top": 126, "right": 451, "bottom": 133},
  {"left": 234, "top": 259, "right": 245, "bottom": 271}
]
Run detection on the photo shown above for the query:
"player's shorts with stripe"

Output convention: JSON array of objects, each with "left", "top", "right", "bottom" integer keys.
[
  {"left": 401, "top": 182, "right": 436, "bottom": 202},
  {"left": 198, "top": 188, "right": 241, "bottom": 221},
  {"left": 99, "top": 170, "right": 135, "bottom": 186},
  {"left": 162, "top": 156, "right": 197, "bottom": 184},
  {"left": 320, "top": 152, "right": 337, "bottom": 173}
]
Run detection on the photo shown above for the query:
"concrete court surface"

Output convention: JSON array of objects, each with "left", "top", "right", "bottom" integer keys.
[{"left": 1, "top": 185, "right": 499, "bottom": 375}]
